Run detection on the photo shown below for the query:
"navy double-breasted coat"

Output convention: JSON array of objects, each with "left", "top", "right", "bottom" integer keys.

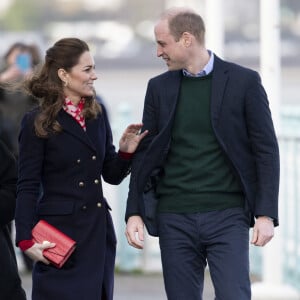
[{"left": 15, "top": 105, "right": 130, "bottom": 300}]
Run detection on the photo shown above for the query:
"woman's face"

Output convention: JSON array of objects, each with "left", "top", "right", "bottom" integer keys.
[{"left": 62, "top": 51, "right": 97, "bottom": 103}]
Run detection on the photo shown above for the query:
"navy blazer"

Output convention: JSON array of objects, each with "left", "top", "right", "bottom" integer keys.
[{"left": 126, "top": 55, "right": 280, "bottom": 236}]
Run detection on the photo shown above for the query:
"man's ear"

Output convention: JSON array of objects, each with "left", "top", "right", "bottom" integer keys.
[{"left": 181, "top": 32, "right": 192, "bottom": 47}]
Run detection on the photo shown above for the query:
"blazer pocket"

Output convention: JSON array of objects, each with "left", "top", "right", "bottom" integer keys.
[{"left": 143, "top": 189, "right": 159, "bottom": 236}]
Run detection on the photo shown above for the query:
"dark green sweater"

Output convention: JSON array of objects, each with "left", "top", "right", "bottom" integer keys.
[{"left": 157, "top": 74, "right": 243, "bottom": 213}]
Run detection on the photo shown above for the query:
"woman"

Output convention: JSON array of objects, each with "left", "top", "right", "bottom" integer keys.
[
  {"left": 14, "top": 38, "right": 147, "bottom": 300},
  {"left": 0, "top": 140, "right": 26, "bottom": 300}
]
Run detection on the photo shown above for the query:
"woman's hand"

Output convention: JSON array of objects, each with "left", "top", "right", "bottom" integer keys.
[
  {"left": 25, "top": 241, "right": 56, "bottom": 265},
  {"left": 119, "top": 123, "right": 148, "bottom": 153}
]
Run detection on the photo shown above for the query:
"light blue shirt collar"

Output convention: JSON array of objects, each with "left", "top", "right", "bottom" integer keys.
[{"left": 183, "top": 50, "right": 214, "bottom": 77}]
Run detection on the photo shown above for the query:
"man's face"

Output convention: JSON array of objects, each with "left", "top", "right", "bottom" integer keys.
[{"left": 154, "top": 19, "right": 187, "bottom": 71}]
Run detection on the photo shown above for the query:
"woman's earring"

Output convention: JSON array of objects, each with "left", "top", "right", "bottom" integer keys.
[{"left": 64, "top": 81, "right": 68, "bottom": 87}]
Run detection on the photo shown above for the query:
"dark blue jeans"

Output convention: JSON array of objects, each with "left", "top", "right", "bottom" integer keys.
[{"left": 158, "top": 207, "right": 251, "bottom": 300}]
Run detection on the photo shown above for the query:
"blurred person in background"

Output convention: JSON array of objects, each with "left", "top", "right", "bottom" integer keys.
[
  {"left": 14, "top": 37, "right": 147, "bottom": 300},
  {"left": 0, "top": 42, "right": 42, "bottom": 273},
  {"left": 125, "top": 7, "right": 279, "bottom": 300},
  {"left": 0, "top": 139, "right": 26, "bottom": 300},
  {"left": 0, "top": 42, "right": 28, "bottom": 152},
  {"left": 0, "top": 42, "right": 41, "bottom": 158}
]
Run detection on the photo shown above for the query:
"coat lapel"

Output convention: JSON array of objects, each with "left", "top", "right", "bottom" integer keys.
[{"left": 57, "top": 110, "right": 96, "bottom": 151}]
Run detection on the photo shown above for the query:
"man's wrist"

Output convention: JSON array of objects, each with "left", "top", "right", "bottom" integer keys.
[{"left": 256, "top": 215, "right": 274, "bottom": 222}]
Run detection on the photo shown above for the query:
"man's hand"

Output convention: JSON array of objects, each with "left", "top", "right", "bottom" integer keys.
[
  {"left": 251, "top": 216, "right": 274, "bottom": 247},
  {"left": 125, "top": 216, "right": 145, "bottom": 249}
]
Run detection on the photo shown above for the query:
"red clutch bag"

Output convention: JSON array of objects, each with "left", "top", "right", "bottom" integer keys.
[{"left": 32, "top": 220, "right": 76, "bottom": 268}]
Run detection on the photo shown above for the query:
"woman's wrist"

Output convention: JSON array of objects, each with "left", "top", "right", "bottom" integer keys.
[
  {"left": 18, "top": 240, "right": 34, "bottom": 251},
  {"left": 118, "top": 150, "right": 134, "bottom": 160}
]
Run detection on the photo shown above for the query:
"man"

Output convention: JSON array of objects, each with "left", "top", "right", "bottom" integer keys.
[
  {"left": 0, "top": 140, "right": 26, "bottom": 299},
  {"left": 125, "top": 7, "right": 279, "bottom": 300}
]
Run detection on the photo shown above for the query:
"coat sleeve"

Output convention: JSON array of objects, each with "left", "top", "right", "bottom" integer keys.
[
  {"left": 15, "top": 112, "right": 45, "bottom": 243},
  {"left": 101, "top": 104, "right": 132, "bottom": 185},
  {"left": 0, "top": 140, "right": 17, "bottom": 227}
]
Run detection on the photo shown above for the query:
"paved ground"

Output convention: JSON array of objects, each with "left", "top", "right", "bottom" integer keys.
[{"left": 21, "top": 270, "right": 215, "bottom": 299}]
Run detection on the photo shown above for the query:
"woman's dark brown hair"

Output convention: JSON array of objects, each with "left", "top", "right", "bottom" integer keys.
[{"left": 25, "top": 37, "right": 101, "bottom": 137}]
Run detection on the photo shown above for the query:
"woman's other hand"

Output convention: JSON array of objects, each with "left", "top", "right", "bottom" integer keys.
[{"left": 119, "top": 123, "right": 148, "bottom": 153}]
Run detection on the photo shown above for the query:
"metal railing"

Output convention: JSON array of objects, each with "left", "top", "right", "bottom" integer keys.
[{"left": 279, "top": 136, "right": 300, "bottom": 290}]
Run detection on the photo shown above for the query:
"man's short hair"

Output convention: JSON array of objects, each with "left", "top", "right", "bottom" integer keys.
[{"left": 162, "top": 9, "right": 206, "bottom": 44}]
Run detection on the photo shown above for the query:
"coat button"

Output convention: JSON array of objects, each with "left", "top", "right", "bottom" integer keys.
[
  {"left": 94, "top": 179, "right": 99, "bottom": 184},
  {"left": 92, "top": 155, "right": 96, "bottom": 160},
  {"left": 79, "top": 181, "right": 84, "bottom": 187},
  {"left": 77, "top": 159, "right": 81, "bottom": 163},
  {"left": 97, "top": 202, "right": 102, "bottom": 208}
]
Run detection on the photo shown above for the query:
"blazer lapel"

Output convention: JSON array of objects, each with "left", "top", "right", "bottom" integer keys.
[
  {"left": 210, "top": 55, "right": 229, "bottom": 126},
  {"left": 57, "top": 110, "right": 96, "bottom": 151},
  {"left": 147, "top": 70, "right": 181, "bottom": 155},
  {"left": 163, "top": 70, "right": 182, "bottom": 121},
  {"left": 139, "top": 71, "right": 182, "bottom": 188}
]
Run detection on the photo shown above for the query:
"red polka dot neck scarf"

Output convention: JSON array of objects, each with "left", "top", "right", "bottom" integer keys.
[{"left": 63, "top": 97, "right": 86, "bottom": 131}]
